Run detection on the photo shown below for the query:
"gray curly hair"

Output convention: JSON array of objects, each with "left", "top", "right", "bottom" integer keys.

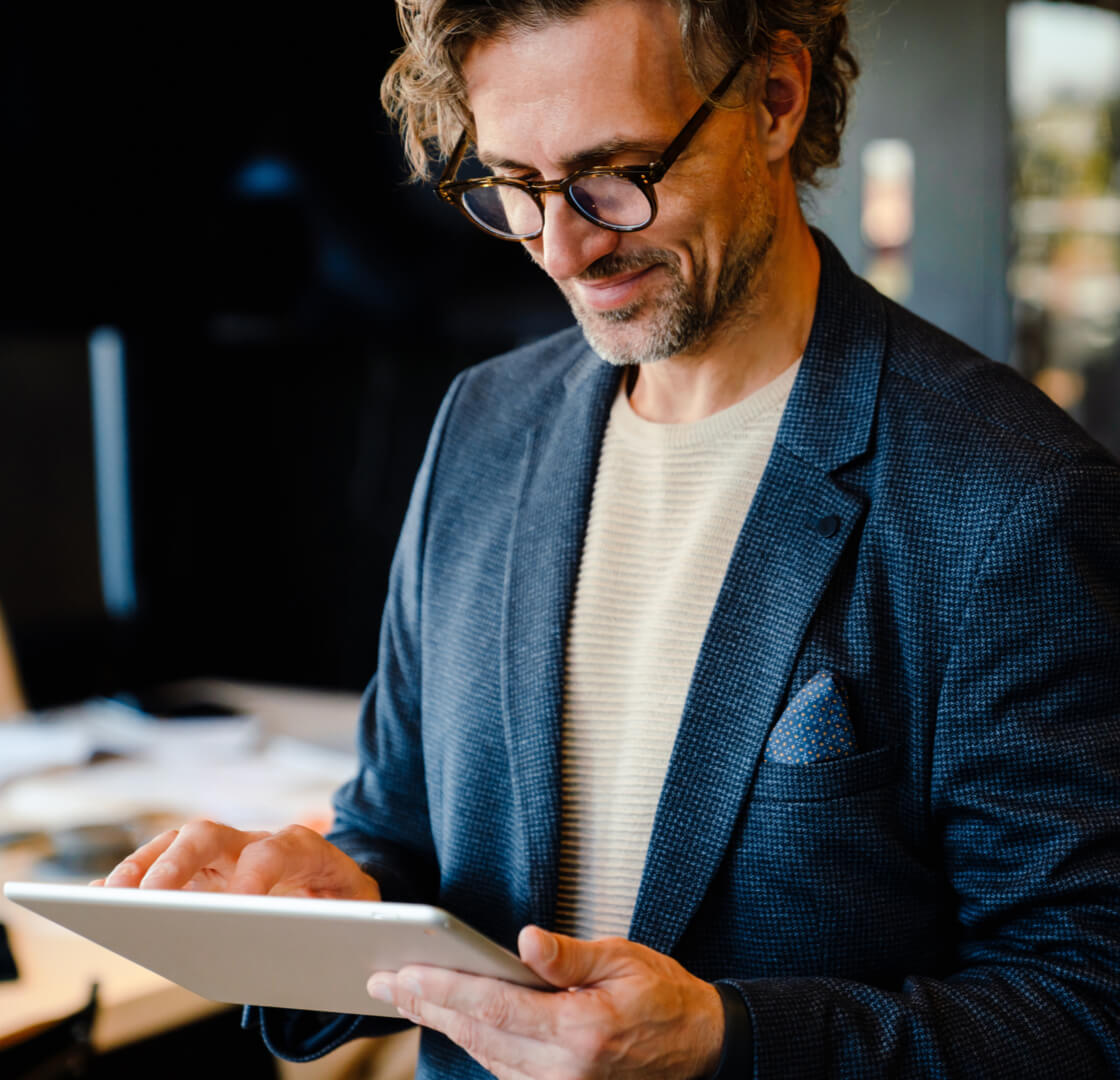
[{"left": 380, "top": 0, "right": 858, "bottom": 185}]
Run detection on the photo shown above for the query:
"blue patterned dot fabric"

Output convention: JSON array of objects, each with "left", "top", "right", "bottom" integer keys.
[{"left": 764, "top": 671, "right": 857, "bottom": 764}]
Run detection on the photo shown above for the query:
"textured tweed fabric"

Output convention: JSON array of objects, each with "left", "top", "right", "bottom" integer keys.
[{"left": 249, "top": 232, "right": 1120, "bottom": 1079}]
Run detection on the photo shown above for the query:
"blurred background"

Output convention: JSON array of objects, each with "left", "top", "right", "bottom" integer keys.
[{"left": 2, "top": 0, "right": 1119, "bottom": 708}]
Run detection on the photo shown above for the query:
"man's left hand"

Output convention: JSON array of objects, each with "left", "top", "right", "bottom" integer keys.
[{"left": 367, "top": 925, "right": 724, "bottom": 1080}]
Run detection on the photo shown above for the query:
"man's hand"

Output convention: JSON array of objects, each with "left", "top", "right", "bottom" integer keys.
[
  {"left": 367, "top": 926, "right": 724, "bottom": 1080},
  {"left": 94, "top": 819, "right": 381, "bottom": 900}
]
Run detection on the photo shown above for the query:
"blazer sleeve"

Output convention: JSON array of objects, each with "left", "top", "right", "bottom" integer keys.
[
  {"left": 246, "top": 371, "right": 470, "bottom": 1062},
  {"left": 728, "top": 460, "right": 1120, "bottom": 1078}
]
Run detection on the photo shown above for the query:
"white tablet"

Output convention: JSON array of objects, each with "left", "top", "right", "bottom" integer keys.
[{"left": 4, "top": 881, "right": 550, "bottom": 1017}]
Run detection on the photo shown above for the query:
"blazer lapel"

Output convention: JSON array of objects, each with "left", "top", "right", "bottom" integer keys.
[
  {"left": 629, "top": 233, "right": 887, "bottom": 954},
  {"left": 500, "top": 344, "right": 619, "bottom": 932}
]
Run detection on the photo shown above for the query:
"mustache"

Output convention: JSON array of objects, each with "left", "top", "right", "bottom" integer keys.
[{"left": 576, "top": 248, "right": 681, "bottom": 282}]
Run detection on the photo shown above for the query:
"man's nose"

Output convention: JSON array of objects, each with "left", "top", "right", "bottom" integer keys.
[{"left": 529, "top": 194, "right": 620, "bottom": 282}]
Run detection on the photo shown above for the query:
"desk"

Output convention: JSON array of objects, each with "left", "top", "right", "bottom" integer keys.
[{"left": 0, "top": 680, "right": 419, "bottom": 1078}]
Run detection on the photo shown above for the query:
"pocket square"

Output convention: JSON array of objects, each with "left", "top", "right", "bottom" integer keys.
[{"left": 765, "top": 671, "right": 857, "bottom": 764}]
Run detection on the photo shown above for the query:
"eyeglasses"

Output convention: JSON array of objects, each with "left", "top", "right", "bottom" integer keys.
[{"left": 436, "top": 60, "right": 744, "bottom": 241}]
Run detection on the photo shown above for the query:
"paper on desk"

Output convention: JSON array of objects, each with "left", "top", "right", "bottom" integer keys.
[
  {"left": 73, "top": 698, "right": 261, "bottom": 760},
  {"left": 0, "top": 699, "right": 260, "bottom": 790},
  {"left": 0, "top": 736, "right": 358, "bottom": 833},
  {"left": 0, "top": 722, "right": 96, "bottom": 787}
]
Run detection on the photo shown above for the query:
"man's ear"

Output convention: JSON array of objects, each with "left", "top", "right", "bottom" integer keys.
[{"left": 756, "top": 30, "right": 811, "bottom": 165}]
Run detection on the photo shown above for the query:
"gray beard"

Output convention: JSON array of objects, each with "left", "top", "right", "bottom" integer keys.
[{"left": 562, "top": 213, "right": 776, "bottom": 368}]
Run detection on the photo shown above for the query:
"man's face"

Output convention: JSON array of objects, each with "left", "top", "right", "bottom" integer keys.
[{"left": 461, "top": 0, "right": 778, "bottom": 367}]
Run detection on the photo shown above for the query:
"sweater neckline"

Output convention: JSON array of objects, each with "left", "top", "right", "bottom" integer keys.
[{"left": 612, "top": 359, "right": 801, "bottom": 449}]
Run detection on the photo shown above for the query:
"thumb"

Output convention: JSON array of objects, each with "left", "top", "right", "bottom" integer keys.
[{"left": 517, "top": 925, "right": 628, "bottom": 989}]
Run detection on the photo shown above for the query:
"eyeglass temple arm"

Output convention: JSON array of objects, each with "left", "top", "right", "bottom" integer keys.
[
  {"left": 649, "top": 58, "right": 746, "bottom": 181},
  {"left": 438, "top": 130, "right": 471, "bottom": 189}
]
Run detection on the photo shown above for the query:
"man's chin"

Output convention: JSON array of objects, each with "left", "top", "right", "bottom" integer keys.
[
  {"left": 572, "top": 295, "right": 705, "bottom": 366},
  {"left": 575, "top": 315, "right": 657, "bottom": 367},
  {"left": 561, "top": 293, "right": 651, "bottom": 364}
]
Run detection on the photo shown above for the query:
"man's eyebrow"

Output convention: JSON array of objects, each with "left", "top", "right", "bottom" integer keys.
[{"left": 476, "top": 137, "right": 663, "bottom": 173}]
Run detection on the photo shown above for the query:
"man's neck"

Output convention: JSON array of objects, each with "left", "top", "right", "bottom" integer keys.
[{"left": 627, "top": 213, "right": 820, "bottom": 424}]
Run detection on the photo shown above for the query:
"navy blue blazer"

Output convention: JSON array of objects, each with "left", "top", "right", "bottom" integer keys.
[{"left": 252, "top": 234, "right": 1120, "bottom": 1077}]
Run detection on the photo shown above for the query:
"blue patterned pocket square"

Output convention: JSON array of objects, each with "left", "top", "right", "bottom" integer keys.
[{"left": 765, "top": 671, "right": 858, "bottom": 764}]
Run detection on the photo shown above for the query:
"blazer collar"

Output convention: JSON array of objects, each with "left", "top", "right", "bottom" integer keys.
[
  {"left": 627, "top": 233, "right": 888, "bottom": 954},
  {"left": 501, "top": 338, "right": 617, "bottom": 931},
  {"left": 777, "top": 229, "right": 885, "bottom": 474}
]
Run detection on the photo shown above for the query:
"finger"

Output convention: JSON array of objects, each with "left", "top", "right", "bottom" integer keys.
[
  {"left": 383, "top": 966, "right": 567, "bottom": 1042},
  {"left": 518, "top": 926, "right": 631, "bottom": 988},
  {"left": 225, "top": 825, "right": 379, "bottom": 898},
  {"left": 225, "top": 830, "right": 302, "bottom": 896},
  {"left": 369, "top": 972, "right": 559, "bottom": 1080},
  {"left": 140, "top": 821, "right": 265, "bottom": 891},
  {"left": 102, "top": 828, "right": 180, "bottom": 888},
  {"left": 400, "top": 998, "right": 547, "bottom": 1080}
]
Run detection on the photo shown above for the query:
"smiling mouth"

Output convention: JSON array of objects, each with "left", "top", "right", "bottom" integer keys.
[{"left": 575, "top": 265, "right": 660, "bottom": 311}]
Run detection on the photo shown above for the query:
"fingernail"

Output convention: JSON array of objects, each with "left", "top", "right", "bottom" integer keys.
[
  {"left": 537, "top": 929, "right": 558, "bottom": 963},
  {"left": 368, "top": 983, "right": 394, "bottom": 1004}
]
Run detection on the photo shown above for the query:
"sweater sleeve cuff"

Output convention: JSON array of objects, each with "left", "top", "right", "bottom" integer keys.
[{"left": 707, "top": 982, "right": 754, "bottom": 1079}]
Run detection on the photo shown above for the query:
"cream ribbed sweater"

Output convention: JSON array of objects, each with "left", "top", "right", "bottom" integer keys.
[{"left": 556, "top": 361, "right": 800, "bottom": 940}]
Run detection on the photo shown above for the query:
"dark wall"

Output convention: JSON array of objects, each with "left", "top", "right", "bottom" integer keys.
[{"left": 0, "top": 11, "right": 572, "bottom": 703}]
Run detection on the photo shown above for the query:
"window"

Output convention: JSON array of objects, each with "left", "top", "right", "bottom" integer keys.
[{"left": 1008, "top": 1, "right": 1120, "bottom": 455}]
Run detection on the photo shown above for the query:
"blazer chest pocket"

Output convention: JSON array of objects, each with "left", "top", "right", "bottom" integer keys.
[
  {"left": 728, "top": 742, "right": 930, "bottom": 983},
  {"left": 752, "top": 744, "right": 897, "bottom": 802}
]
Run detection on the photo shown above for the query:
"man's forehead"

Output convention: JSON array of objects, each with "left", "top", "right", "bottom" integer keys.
[{"left": 462, "top": 0, "right": 697, "bottom": 168}]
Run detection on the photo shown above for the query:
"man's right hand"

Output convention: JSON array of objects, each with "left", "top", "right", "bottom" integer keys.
[{"left": 95, "top": 820, "right": 381, "bottom": 900}]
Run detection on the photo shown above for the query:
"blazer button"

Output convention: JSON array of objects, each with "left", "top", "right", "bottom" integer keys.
[{"left": 816, "top": 514, "right": 841, "bottom": 538}]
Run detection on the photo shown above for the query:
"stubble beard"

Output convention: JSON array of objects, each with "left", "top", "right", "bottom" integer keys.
[{"left": 559, "top": 199, "right": 778, "bottom": 368}]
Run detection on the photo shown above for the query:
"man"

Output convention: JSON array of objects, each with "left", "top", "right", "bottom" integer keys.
[{"left": 103, "top": 0, "right": 1120, "bottom": 1076}]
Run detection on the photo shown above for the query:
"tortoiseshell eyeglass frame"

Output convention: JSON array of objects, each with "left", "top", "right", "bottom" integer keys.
[{"left": 435, "top": 59, "right": 746, "bottom": 240}]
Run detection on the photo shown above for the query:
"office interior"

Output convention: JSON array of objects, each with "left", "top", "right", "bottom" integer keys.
[{"left": 1, "top": 0, "right": 1118, "bottom": 1075}]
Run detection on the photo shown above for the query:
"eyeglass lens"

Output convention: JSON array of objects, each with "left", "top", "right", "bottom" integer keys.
[{"left": 461, "top": 174, "right": 653, "bottom": 239}]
